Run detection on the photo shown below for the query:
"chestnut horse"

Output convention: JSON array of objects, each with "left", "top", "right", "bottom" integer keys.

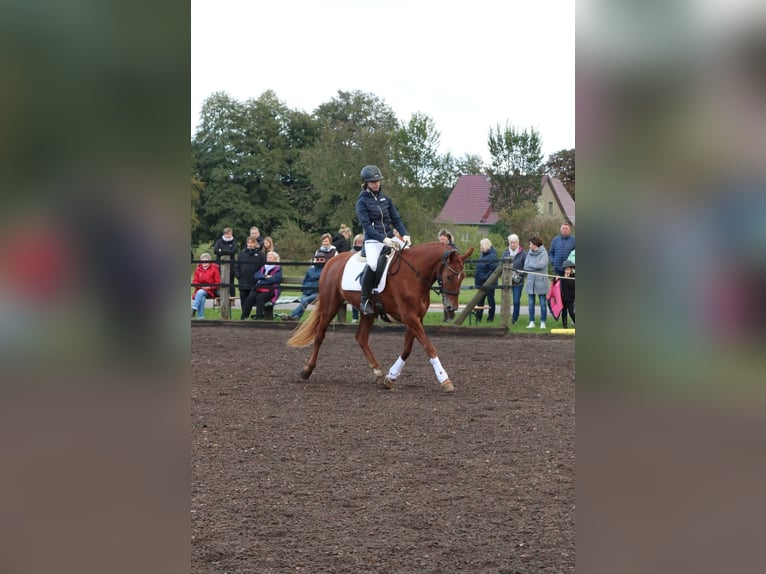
[{"left": 287, "top": 242, "right": 474, "bottom": 392}]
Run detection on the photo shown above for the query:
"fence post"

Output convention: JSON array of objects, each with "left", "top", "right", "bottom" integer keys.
[
  {"left": 220, "top": 255, "right": 231, "bottom": 319},
  {"left": 501, "top": 260, "right": 511, "bottom": 327},
  {"left": 454, "top": 264, "right": 503, "bottom": 325}
]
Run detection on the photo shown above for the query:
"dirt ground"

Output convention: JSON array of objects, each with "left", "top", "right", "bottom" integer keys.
[{"left": 192, "top": 324, "right": 575, "bottom": 573}]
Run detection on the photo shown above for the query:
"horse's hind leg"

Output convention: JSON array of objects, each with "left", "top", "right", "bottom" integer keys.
[
  {"left": 383, "top": 328, "right": 416, "bottom": 389},
  {"left": 354, "top": 317, "right": 384, "bottom": 385},
  {"left": 301, "top": 310, "right": 335, "bottom": 380}
]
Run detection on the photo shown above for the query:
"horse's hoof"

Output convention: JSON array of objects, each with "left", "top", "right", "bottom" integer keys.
[
  {"left": 373, "top": 369, "right": 384, "bottom": 384},
  {"left": 383, "top": 376, "right": 395, "bottom": 389},
  {"left": 300, "top": 369, "right": 312, "bottom": 380},
  {"left": 440, "top": 380, "right": 455, "bottom": 393}
]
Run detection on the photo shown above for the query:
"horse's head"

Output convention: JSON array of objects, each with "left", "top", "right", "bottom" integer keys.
[{"left": 439, "top": 247, "right": 474, "bottom": 316}]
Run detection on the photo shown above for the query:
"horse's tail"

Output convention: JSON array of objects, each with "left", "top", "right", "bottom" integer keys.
[{"left": 286, "top": 302, "right": 321, "bottom": 348}]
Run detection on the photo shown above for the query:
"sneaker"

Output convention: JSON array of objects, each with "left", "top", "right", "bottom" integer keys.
[
  {"left": 526, "top": 321, "right": 535, "bottom": 329},
  {"left": 351, "top": 319, "right": 358, "bottom": 324},
  {"left": 540, "top": 322, "right": 547, "bottom": 329}
]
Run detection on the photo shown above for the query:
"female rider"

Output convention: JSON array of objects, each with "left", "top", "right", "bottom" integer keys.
[{"left": 354, "top": 165, "right": 410, "bottom": 316}]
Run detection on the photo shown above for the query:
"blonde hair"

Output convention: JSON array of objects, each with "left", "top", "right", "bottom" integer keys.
[
  {"left": 480, "top": 238, "right": 492, "bottom": 250},
  {"left": 353, "top": 233, "right": 363, "bottom": 244},
  {"left": 267, "top": 251, "right": 280, "bottom": 262}
]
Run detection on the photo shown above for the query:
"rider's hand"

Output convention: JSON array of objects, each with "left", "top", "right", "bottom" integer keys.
[
  {"left": 383, "top": 237, "right": 394, "bottom": 248},
  {"left": 402, "top": 235, "right": 411, "bottom": 246}
]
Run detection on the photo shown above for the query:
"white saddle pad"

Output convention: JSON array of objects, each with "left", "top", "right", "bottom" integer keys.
[{"left": 340, "top": 251, "right": 394, "bottom": 292}]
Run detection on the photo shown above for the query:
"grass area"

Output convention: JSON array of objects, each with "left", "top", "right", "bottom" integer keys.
[{"left": 193, "top": 286, "right": 573, "bottom": 334}]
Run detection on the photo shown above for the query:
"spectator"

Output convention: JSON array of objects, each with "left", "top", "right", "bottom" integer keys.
[
  {"left": 213, "top": 227, "right": 238, "bottom": 298},
  {"left": 567, "top": 249, "right": 575, "bottom": 265},
  {"left": 263, "top": 236, "right": 275, "bottom": 254},
  {"left": 249, "top": 226, "right": 265, "bottom": 249},
  {"left": 352, "top": 233, "right": 364, "bottom": 254},
  {"left": 502, "top": 233, "right": 527, "bottom": 325},
  {"left": 524, "top": 236, "right": 550, "bottom": 329},
  {"left": 314, "top": 232, "right": 337, "bottom": 268},
  {"left": 560, "top": 260, "right": 575, "bottom": 328},
  {"left": 250, "top": 251, "right": 282, "bottom": 320},
  {"left": 235, "top": 236, "right": 266, "bottom": 320},
  {"left": 549, "top": 222, "right": 575, "bottom": 277},
  {"left": 350, "top": 233, "right": 364, "bottom": 323},
  {"left": 332, "top": 224, "right": 352, "bottom": 253},
  {"left": 191, "top": 253, "right": 220, "bottom": 319},
  {"left": 286, "top": 265, "right": 322, "bottom": 322},
  {"left": 438, "top": 229, "right": 458, "bottom": 321},
  {"left": 438, "top": 228, "right": 457, "bottom": 249},
  {"left": 474, "top": 238, "right": 499, "bottom": 323}
]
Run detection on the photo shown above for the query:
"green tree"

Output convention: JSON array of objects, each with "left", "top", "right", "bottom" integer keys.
[
  {"left": 391, "top": 112, "right": 457, "bottom": 216},
  {"left": 498, "top": 199, "right": 562, "bottom": 249},
  {"left": 191, "top": 90, "right": 318, "bottom": 244},
  {"left": 452, "top": 153, "right": 487, "bottom": 176},
  {"left": 191, "top": 174, "right": 203, "bottom": 237},
  {"left": 300, "top": 90, "right": 399, "bottom": 232},
  {"left": 545, "top": 148, "right": 575, "bottom": 200},
  {"left": 486, "top": 123, "right": 544, "bottom": 214}
]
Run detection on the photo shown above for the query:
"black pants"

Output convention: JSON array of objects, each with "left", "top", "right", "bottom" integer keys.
[
  {"left": 239, "top": 287, "right": 254, "bottom": 319},
  {"left": 561, "top": 300, "right": 575, "bottom": 327},
  {"left": 253, "top": 290, "right": 275, "bottom": 319}
]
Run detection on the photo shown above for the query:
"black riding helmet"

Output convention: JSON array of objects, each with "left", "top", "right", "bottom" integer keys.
[{"left": 361, "top": 165, "right": 384, "bottom": 182}]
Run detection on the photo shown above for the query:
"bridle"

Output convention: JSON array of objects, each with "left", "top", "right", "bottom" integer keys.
[{"left": 392, "top": 248, "right": 464, "bottom": 297}]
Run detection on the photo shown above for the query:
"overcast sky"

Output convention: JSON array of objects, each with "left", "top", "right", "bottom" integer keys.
[{"left": 191, "top": 0, "right": 574, "bottom": 163}]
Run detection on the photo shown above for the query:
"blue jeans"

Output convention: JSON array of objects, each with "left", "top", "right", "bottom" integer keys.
[
  {"left": 290, "top": 292, "right": 318, "bottom": 320},
  {"left": 511, "top": 285, "right": 523, "bottom": 323},
  {"left": 528, "top": 294, "right": 547, "bottom": 323},
  {"left": 192, "top": 289, "right": 209, "bottom": 318}
]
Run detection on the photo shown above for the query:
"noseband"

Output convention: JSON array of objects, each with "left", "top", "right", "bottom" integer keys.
[{"left": 437, "top": 249, "right": 464, "bottom": 296}]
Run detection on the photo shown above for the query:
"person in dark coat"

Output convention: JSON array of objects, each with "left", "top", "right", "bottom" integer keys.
[
  {"left": 502, "top": 233, "right": 527, "bottom": 325},
  {"left": 332, "top": 224, "right": 352, "bottom": 253},
  {"left": 549, "top": 222, "right": 575, "bottom": 277},
  {"left": 287, "top": 265, "right": 322, "bottom": 321},
  {"left": 559, "top": 260, "right": 575, "bottom": 328},
  {"left": 213, "top": 227, "right": 238, "bottom": 298},
  {"left": 235, "top": 236, "right": 266, "bottom": 320},
  {"left": 355, "top": 164, "right": 410, "bottom": 316},
  {"left": 474, "top": 238, "right": 499, "bottom": 322}
]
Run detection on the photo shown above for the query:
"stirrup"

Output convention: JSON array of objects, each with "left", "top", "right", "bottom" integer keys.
[{"left": 360, "top": 298, "right": 375, "bottom": 316}]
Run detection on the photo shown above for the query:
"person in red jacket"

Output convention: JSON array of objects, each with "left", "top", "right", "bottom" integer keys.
[{"left": 191, "top": 253, "right": 221, "bottom": 319}]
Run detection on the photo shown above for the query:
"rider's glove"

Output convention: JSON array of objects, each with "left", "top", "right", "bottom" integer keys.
[
  {"left": 402, "top": 235, "right": 411, "bottom": 246},
  {"left": 383, "top": 237, "right": 394, "bottom": 248}
]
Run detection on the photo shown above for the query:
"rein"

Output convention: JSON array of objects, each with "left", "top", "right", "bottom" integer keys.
[{"left": 392, "top": 248, "right": 462, "bottom": 296}]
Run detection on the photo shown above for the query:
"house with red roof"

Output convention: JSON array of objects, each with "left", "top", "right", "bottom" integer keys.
[{"left": 436, "top": 174, "right": 575, "bottom": 230}]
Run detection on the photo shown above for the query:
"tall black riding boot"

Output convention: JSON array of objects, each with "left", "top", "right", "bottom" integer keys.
[{"left": 359, "top": 266, "right": 376, "bottom": 316}]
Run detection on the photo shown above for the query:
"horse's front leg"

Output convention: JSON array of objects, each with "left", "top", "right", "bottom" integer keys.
[
  {"left": 383, "top": 327, "right": 416, "bottom": 389},
  {"left": 408, "top": 322, "right": 455, "bottom": 392},
  {"left": 354, "top": 317, "right": 383, "bottom": 385}
]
